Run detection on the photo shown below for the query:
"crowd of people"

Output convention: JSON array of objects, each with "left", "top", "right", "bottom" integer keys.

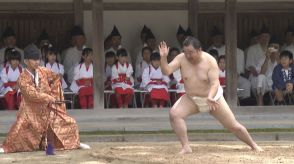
[{"left": 0, "top": 23, "right": 294, "bottom": 109}]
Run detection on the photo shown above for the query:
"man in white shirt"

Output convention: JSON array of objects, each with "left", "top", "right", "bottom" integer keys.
[
  {"left": 135, "top": 29, "right": 157, "bottom": 66},
  {"left": 175, "top": 25, "right": 186, "bottom": 51},
  {"left": 281, "top": 26, "right": 294, "bottom": 51},
  {"left": 0, "top": 27, "right": 24, "bottom": 64},
  {"left": 62, "top": 26, "right": 86, "bottom": 84},
  {"left": 132, "top": 25, "right": 149, "bottom": 67},
  {"left": 246, "top": 25, "right": 277, "bottom": 105},
  {"left": 281, "top": 26, "right": 294, "bottom": 55},
  {"left": 24, "top": 29, "right": 50, "bottom": 66},
  {"left": 105, "top": 26, "right": 132, "bottom": 64},
  {"left": 207, "top": 26, "right": 252, "bottom": 99}
]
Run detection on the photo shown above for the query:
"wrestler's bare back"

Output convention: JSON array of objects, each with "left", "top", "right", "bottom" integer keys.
[{"left": 176, "top": 51, "right": 218, "bottom": 97}]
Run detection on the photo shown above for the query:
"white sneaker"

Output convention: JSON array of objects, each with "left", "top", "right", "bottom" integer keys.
[
  {"left": 0, "top": 148, "right": 4, "bottom": 153},
  {"left": 79, "top": 143, "right": 91, "bottom": 149}
]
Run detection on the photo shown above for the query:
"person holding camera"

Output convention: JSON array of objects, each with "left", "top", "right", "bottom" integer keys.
[{"left": 246, "top": 25, "right": 279, "bottom": 105}]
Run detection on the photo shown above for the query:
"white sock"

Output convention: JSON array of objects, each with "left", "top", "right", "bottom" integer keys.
[
  {"left": 0, "top": 148, "right": 4, "bottom": 153},
  {"left": 79, "top": 143, "right": 91, "bottom": 149}
]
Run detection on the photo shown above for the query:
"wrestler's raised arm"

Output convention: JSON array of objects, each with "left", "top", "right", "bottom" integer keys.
[{"left": 159, "top": 41, "right": 180, "bottom": 76}]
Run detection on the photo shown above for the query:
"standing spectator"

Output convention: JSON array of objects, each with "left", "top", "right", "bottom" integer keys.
[
  {"left": 62, "top": 26, "right": 86, "bottom": 84},
  {"left": 133, "top": 25, "right": 149, "bottom": 67},
  {"left": 24, "top": 29, "right": 50, "bottom": 66},
  {"left": 0, "top": 27, "right": 24, "bottom": 64},
  {"left": 281, "top": 26, "right": 294, "bottom": 51},
  {"left": 281, "top": 26, "right": 294, "bottom": 56},
  {"left": 175, "top": 25, "right": 186, "bottom": 51},
  {"left": 105, "top": 26, "right": 132, "bottom": 64},
  {"left": 70, "top": 48, "right": 93, "bottom": 109},
  {"left": 136, "top": 29, "right": 157, "bottom": 65}
]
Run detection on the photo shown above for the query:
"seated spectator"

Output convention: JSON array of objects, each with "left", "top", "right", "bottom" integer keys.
[
  {"left": 135, "top": 47, "right": 152, "bottom": 86},
  {"left": 0, "top": 48, "right": 22, "bottom": 110},
  {"left": 141, "top": 52, "right": 170, "bottom": 108},
  {"left": 105, "top": 51, "right": 116, "bottom": 90},
  {"left": 104, "top": 51, "right": 116, "bottom": 108},
  {"left": 168, "top": 48, "right": 185, "bottom": 104},
  {"left": 0, "top": 48, "right": 11, "bottom": 70},
  {"left": 70, "top": 48, "right": 93, "bottom": 109},
  {"left": 44, "top": 44, "right": 67, "bottom": 90},
  {"left": 272, "top": 50, "right": 294, "bottom": 105},
  {"left": 111, "top": 48, "right": 134, "bottom": 108},
  {"left": 208, "top": 49, "right": 219, "bottom": 61},
  {"left": 218, "top": 55, "right": 226, "bottom": 86}
]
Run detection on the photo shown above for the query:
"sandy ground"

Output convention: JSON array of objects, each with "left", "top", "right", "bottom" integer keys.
[{"left": 0, "top": 141, "right": 294, "bottom": 164}]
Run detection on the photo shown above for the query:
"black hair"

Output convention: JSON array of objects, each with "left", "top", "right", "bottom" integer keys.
[
  {"left": 280, "top": 50, "right": 293, "bottom": 60},
  {"left": 217, "top": 55, "right": 226, "bottom": 63},
  {"left": 183, "top": 36, "right": 202, "bottom": 49},
  {"left": 141, "top": 47, "right": 152, "bottom": 56},
  {"left": 208, "top": 49, "right": 219, "bottom": 60},
  {"left": 150, "top": 52, "right": 160, "bottom": 61},
  {"left": 79, "top": 48, "right": 93, "bottom": 63},
  {"left": 116, "top": 48, "right": 128, "bottom": 57},
  {"left": 43, "top": 44, "right": 60, "bottom": 65},
  {"left": 105, "top": 51, "right": 116, "bottom": 58},
  {"left": 168, "top": 47, "right": 180, "bottom": 56},
  {"left": 6, "top": 48, "right": 21, "bottom": 62}
]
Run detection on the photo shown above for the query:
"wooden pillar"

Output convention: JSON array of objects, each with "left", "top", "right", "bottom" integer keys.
[
  {"left": 188, "top": 0, "right": 199, "bottom": 36},
  {"left": 225, "top": 0, "right": 238, "bottom": 107},
  {"left": 74, "top": 0, "right": 84, "bottom": 26},
  {"left": 92, "top": 0, "right": 104, "bottom": 109}
]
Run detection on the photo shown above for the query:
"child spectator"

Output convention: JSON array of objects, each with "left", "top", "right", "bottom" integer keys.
[
  {"left": 0, "top": 48, "right": 22, "bottom": 110},
  {"left": 104, "top": 51, "right": 116, "bottom": 108},
  {"left": 0, "top": 48, "right": 12, "bottom": 70},
  {"left": 168, "top": 48, "right": 185, "bottom": 104},
  {"left": 141, "top": 52, "right": 170, "bottom": 108},
  {"left": 44, "top": 44, "right": 67, "bottom": 90},
  {"left": 111, "top": 48, "right": 134, "bottom": 108},
  {"left": 272, "top": 50, "right": 294, "bottom": 104},
  {"left": 105, "top": 51, "right": 116, "bottom": 90},
  {"left": 135, "top": 47, "right": 152, "bottom": 87},
  {"left": 70, "top": 48, "right": 93, "bottom": 109},
  {"left": 218, "top": 55, "right": 226, "bottom": 86}
]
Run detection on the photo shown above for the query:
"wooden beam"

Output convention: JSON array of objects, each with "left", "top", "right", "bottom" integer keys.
[
  {"left": 188, "top": 0, "right": 199, "bottom": 36},
  {"left": 0, "top": 2, "right": 294, "bottom": 13},
  {"left": 0, "top": 2, "right": 73, "bottom": 13},
  {"left": 92, "top": 0, "right": 104, "bottom": 110},
  {"left": 74, "top": 0, "right": 84, "bottom": 26},
  {"left": 225, "top": 0, "right": 238, "bottom": 107},
  {"left": 85, "top": 2, "right": 187, "bottom": 11}
]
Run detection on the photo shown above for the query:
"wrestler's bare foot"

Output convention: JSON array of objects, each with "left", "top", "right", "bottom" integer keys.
[
  {"left": 252, "top": 145, "right": 264, "bottom": 152},
  {"left": 179, "top": 145, "right": 192, "bottom": 154}
]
